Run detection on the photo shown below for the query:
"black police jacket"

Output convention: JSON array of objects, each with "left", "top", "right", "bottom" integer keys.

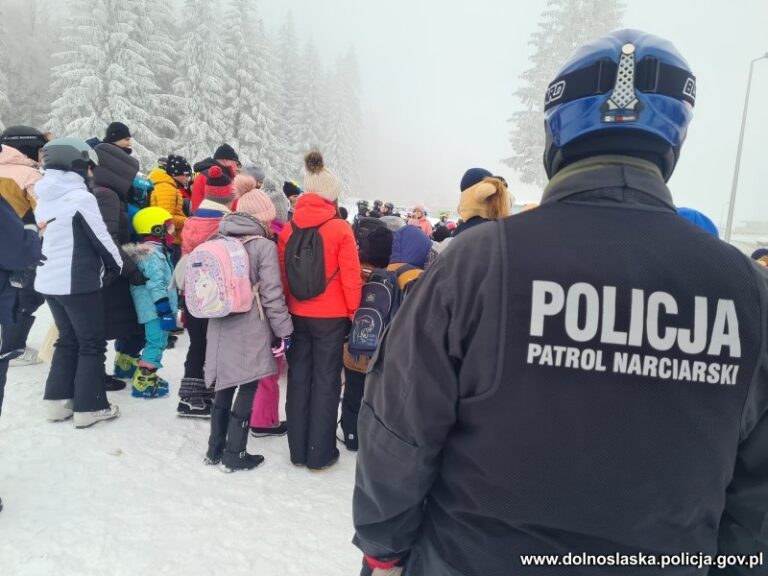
[{"left": 353, "top": 156, "right": 768, "bottom": 576}]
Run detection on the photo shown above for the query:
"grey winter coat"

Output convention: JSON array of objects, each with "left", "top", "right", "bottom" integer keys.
[{"left": 204, "top": 213, "right": 293, "bottom": 391}]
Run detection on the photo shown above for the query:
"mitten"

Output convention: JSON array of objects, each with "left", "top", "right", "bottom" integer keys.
[{"left": 155, "top": 299, "right": 176, "bottom": 332}]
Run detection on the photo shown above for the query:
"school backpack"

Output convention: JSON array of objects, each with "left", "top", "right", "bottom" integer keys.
[
  {"left": 184, "top": 235, "right": 258, "bottom": 318},
  {"left": 348, "top": 265, "right": 418, "bottom": 360},
  {"left": 284, "top": 221, "right": 337, "bottom": 301}
]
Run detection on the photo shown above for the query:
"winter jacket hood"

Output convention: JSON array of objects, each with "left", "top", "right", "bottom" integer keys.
[
  {"left": 219, "top": 212, "right": 268, "bottom": 238},
  {"left": 291, "top": 193, "right": 337, "bottom": 229},
  {"left": 390, "top": 226, "right": 432, "bottom": 268},
  {"left": 192, "top": 157, "right": 220, "bottom": 174},
  {"left": 35, "top": 169, "right": 88, "bottom": 204},
  {"left": 93, "top": 143, "right": 140, "bottom": 197},
  {"left": 0, "top": 145, "right": 40, "bottom": 193}
]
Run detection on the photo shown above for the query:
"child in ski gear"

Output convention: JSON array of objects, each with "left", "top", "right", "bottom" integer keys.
[
  {"left": 125, "top": 207, "right": 178, "bottom": 398},
  {"left": 177, "top": 165, "right": 234, "bottom": 417},
  {"left": 34, "top": 138, "right": 122, "bottom": 429},
  {"left": 278, "top": 150, "right": 361, "bottom": 470},
  {"left": 204, "top": 189, "right": 292, "bottom": 471},
  {"left": 149, "top": 154, "right": 192, "bottom": 263}
]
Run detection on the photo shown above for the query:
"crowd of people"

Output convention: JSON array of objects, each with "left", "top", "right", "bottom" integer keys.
[{"left": 1, "top": 27, "right": 767, "bottom": 576}]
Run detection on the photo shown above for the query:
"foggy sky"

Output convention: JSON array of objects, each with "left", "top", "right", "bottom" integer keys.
[{"left": 259, "top": 0, "right": 768, "bottom": 227}]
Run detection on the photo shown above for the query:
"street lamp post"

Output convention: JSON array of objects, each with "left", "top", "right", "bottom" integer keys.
[{"left": 724, "top": 53, "right": 768, "bottom": 243}]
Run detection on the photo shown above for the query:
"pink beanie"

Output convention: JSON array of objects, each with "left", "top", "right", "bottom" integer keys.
[
  {"left": 233, "top": 174, "right": 257, "bottom": 199},
  {"left": 238, "top": 190, "right": 276, "bottom": 224}
]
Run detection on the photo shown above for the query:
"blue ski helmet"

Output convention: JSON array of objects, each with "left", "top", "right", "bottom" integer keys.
[{"left": 543, "top": 29, "right": 696, "bottom": 181}]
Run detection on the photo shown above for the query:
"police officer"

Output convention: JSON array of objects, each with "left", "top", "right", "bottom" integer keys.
[{"left": 353, "top": 30, "right": 768, "bottom": 575}]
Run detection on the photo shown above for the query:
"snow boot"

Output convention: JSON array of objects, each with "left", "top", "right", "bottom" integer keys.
[
  {"left": 46, "top": 399, "right": 74, "bottom": 422},
  {"left": 113, "top": 352, "right": 139, "bottom": 380},
  {"left": 250, "top": 421, "right": 288, "bottom": 438},
  {"left": 177, "top": 378, "right": 211, "bottom": 417},
  {"left": 132, "top": 367, "right": 168, "bottom": 399},
  {"left": 9, "top": 347, "right": 40, "bottom": 367},
  {"left": 74, "top": 404, "right": 120, "bottom": 428},
  {"left": 221, "top": 415, "right": 265, "bottom": 472},
  {"left": 104, "top": 373, "right": 127, "bottom": 392},
  {"left": 204, "top": 405, "right": 230, "bottom": 465}
]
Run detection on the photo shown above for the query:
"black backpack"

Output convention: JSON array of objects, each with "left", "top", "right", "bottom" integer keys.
[
  {"left": 348, "top": 265, "right": 417, "bottom": 359},
  {"left": 285, "top": 220, "right": 337, "bottom": 301}
]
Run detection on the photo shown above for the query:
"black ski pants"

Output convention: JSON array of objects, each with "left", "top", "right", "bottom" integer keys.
[
  {"left": 44, "top": 292, "right": 109, "bottom": 412},
  {"left": 286, "top": 315, "right": 348, "bottom": 468},
  {"left": 341, "top": 368, "right": 366, "bottom": 451},
  {"left": 182, "top": 297, "right": 208, "bottom": 381}
]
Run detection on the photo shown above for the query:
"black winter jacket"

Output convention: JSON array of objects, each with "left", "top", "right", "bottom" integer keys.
[
  {"left": 353, "top": 156, "right": 768, "bottom": 576},
  {"left": 0, "top": 196, "right": 41, "bottom": 325},
  {"left": 93, "top": 143, "right": 142, "bottom": 339}
]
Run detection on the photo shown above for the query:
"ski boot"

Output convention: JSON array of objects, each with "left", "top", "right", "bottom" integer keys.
[
  {"left": 132, "top": 367, "right": 169, "bottom": 399},
  {"left": 74, "top": 404, "right": 120, "bottom": 428},
  {"left": 113, "top": 352, "right": 139, "bottom": 380}
]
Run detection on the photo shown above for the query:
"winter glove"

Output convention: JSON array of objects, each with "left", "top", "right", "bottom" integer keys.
[
  {"left": 271, "top": 336, "right": 292, "bottom": 358},
  {"left": 128, "top": 269, "right": 147, "bottom": 286},
  {"left": 155, "top": 298, "right": 177, "bottom": 332}
]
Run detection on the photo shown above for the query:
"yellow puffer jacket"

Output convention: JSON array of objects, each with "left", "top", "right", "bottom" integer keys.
[{"left": 148, "top": 167, "right": 186, "bottom": 245}]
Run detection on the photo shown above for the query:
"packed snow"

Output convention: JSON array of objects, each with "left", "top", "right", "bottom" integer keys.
[{"left": 0, "top": 307, "right": 362, "bottom": 576}]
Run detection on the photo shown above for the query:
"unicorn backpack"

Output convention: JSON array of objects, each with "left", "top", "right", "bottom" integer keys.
[{"left": 184, "top": 236, "right": 257, "bottom": 319}]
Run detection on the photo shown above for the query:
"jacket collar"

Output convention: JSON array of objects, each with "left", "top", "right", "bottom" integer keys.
[{"left": 541, "top": 156, "right": 676, "bottom": 212}]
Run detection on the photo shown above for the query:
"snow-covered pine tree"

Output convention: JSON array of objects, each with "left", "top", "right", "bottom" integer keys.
[
  {"left": 47, "top": 0, "right": 176, "bottom": 168},
  {"left": 0, "top": 3, "right": 11, "bottom": 129},
  {"left": 504, "top": 0, "right": 625, "bottom": 187},
  {"left": 223, "top": 0, "right": 282, "bottom": 180},
  {"left": 173, "top": 0, "right": 229, "bottom": 163},
  {"left": 326, "top": 47, "right": 363, "bottom": 196},
  {"left": 274, "top": 13, "right": 305, "bottom": 180},
  {"left": 253, "top": 17, "right": 288, "bottom": 182},
  {"left": 3, "top": 0, "right": 59, "bottom": 128},
  {"left": 142, "top": 0, "right": 182, "bottom": 154},
  {"left": 293, "top": 41, "right": 326, "bottom": 158}
]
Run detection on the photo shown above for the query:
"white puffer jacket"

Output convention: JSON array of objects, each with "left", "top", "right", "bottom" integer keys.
[{"left": 34, "top": 170, "right": 122, "bottom": 296}]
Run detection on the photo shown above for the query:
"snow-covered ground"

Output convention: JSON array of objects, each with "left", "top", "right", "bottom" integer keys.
[{"left": 0, "top": 308, "right": 362, "bottom": 576}]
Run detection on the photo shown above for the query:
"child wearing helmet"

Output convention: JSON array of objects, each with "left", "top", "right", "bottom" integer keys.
[{"left": 123, "top": 206, "right": 179, "bottom": 398}]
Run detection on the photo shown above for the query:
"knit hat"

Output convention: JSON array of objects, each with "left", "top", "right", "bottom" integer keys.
[
  {"left": 214, "top": 143, "right": 239, "bottom": 163},
  {"left": 303, "top": 150, "right": 341, "bottom": 202},
  {"left": 751, "top": 248, "right": 768, "bottom": 261},
  {"left": 104, "top": 122, "right": 131, "bottom": 144},
  {"left": 263, "top": 178, "right": 290, "bottom": 224},
  {"left": 243, "top": 165, "right": 266, "bottom": 183},
  {"left": 283, "top": 180, "right": 302, "bottom": 199},
  {"left": 460, "top": 167, "right": 493, "bottom": 192},
  {"left": 204, "top": 165, "right": 234, "bottom": 204},
  {"left": 165, "top": 154, "right": 191, "bottom": 177},
  {"left": 458, "top": 177, "right": 512, "bottom": 222},
  {"left": 238, "top": 190, "right": 276, "bottom": 224},
  {"left": 233, "top": 174, "right": 257, "bottom": 199}
]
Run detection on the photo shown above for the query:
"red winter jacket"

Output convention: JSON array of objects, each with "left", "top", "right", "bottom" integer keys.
[{"left": 278, "top": 194, "right": 362, "bottom": 319}]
